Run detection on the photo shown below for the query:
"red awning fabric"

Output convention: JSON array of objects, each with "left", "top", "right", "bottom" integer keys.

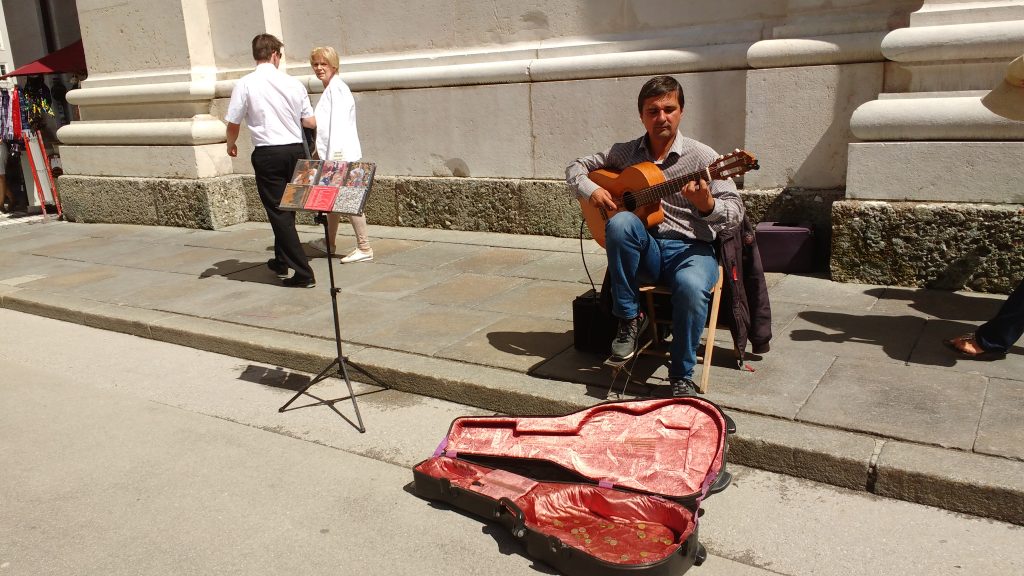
[{"left": 2, "top": 40, "right": 87, "bottom": 79}]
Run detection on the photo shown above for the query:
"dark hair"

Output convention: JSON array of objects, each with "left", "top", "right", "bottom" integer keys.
[
  {"left": 252, "top": 34, "right": 283, "bottom": 62},
  {"left": 637, "top": 75, "right": 684, "bottom": 114}
]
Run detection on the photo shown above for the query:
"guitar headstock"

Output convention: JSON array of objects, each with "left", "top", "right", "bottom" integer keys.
[{"left": 709, "top": 149, "right": 759, "bottom": 180}]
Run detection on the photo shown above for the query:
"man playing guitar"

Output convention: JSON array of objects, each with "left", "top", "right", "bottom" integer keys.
[{"left": 566, "top": 76, "right": 744, "bottom": 397}]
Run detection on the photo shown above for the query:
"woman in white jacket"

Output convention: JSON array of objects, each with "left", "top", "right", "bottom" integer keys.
[{"left": 307, "top": 46, "right": 373, "bottom": 263}]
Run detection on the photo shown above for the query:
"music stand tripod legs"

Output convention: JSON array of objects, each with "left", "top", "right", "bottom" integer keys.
[{"left": 278, "top": 212, "right": 366, "bottom": 433}]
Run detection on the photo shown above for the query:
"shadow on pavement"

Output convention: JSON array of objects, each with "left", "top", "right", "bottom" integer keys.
[
  {"left": 238, "top": 364, "right": 312, "bottom": 390},
  {"left": 201, "top": 259, "right": 284, "bottom": 285}
]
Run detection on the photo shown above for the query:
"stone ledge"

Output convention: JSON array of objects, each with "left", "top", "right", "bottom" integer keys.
[
  {"left": 727, "top": 411, "right": 877, "bottom": 491},
  {"left": 59, "top": 174, "right": 249, "bottom": 229},
  {"left": 875, "top": 441, "right": 1024, "bottom": 526}
]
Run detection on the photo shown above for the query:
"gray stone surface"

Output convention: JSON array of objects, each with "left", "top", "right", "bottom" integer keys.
[
  {"left": 437, "top": 315, "right": 575, "bottom": 372},
  {"left": 59, "top": 176, "right": 161, "bottom": 226},
  {"left": 704, "top": 347, "right": 835, "bottom": 419},
  {"left": 60, "top": 175, "right": 250, "bottom": 229},
  {"left": 875, "top": 441, "right": 1024, "bottom": 526},
  {"left": 976, "top": 377, "right": 1024, "bottom": 460},
  {"left": 832, "top": 200, "right": 1024, "bottom": 293},
  {"left": 726, "top": 412, "right": 876, "bottom": 491},
  {"left": 798, "top": 357, "right": 987, "bottom": 450},
  {"left": 474, "top": 279, "right": 585, "bottom": 321},
  {"left": 778, "top": 306, "right": 926, "bottom": 362},
  {"left": 4, "top": 219, "right": 1024, "bottom": 523},
  {"left": 908, "top": 318, "right": 1024, "bottom": 381},
  {"left": 392, "top": 177, "right": 583, "bottom": 238}
]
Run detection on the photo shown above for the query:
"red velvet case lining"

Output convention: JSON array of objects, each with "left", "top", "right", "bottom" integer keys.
[
  {"left": 441, "top": 398, "right": 726, "bottom": 497},
  {"left": 415, "top": 457, "right": 695, "bottom": 565}
]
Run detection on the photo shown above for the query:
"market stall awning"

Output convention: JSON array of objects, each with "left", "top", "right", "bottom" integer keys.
[{"left": 1, "top": 40, "right": 86, "bottom": 79}]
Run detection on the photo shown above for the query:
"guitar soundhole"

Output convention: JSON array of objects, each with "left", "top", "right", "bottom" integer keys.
[{"left": 622, "top": 192, "right": 638, "bottom": 211}]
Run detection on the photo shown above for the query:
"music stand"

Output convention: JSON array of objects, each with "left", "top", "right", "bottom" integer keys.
[
  {"left": 277, "top": 159, "right": 377, "bottom": 433},
  {"left": 278, "top": 212, "right": 366, "bottom": 432}
]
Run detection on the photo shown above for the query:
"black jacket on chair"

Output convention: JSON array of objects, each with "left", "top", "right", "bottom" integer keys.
[{"left": 717, "top": 216, "right": 772, "bottom": 366}]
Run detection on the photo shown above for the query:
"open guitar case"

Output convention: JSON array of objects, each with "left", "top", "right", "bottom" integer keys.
[{"left": 413, "top": 397, "right": 735, "bottom": 576}]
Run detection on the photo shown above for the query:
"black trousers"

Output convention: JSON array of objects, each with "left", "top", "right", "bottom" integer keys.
[
  {"left": 252, "top": 143, "right": 313, "bottom": 281},
  {"left": 976, "top": 278, "right": 1024, "bottom": 353}
]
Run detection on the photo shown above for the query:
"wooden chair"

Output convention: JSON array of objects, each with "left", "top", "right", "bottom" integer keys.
[{"left": 638, "top": 264, "right": 724, "bottom": 393}]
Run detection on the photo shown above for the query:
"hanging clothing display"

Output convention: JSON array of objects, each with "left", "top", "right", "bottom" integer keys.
[{"left": 0, "top": 85, "right": 22, "bottom": 146}]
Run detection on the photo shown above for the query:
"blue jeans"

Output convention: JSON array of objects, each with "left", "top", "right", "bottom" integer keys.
[{"left": 605, "top": 212, "right": 718, "bottom": 380}]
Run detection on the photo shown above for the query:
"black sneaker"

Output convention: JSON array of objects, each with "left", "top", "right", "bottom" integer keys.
[
  {"left": 266, "top": 259, "right": 289, "bottom": 278},
  {"left": 609, "top": 313, "right": 649, "bottom": 361},
  {"left": 282, "top": 275, "right": 316, "bottom": 288},
  {"left": 670, "top": 378, "right": 699, "bottom": 397}
]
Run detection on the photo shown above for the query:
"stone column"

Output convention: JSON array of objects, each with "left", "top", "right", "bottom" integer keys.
[
  {"left": 834, "top": 0, "right": 1024, "bottom": 291},
  {"left": 56, "top": 0, "right": 282, "bottom": 229}
]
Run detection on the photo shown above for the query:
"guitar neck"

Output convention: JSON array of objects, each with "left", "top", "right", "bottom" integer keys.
[{"left": 633, "top": 166, "right": 712, "bottom": 208}]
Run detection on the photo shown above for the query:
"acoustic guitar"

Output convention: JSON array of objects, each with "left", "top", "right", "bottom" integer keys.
[{"left": 579, "top": 149, "right": 759, "bottom": 247}]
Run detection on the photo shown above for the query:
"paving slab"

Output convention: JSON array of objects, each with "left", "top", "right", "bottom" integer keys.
[
  {"left": 768, "top": 274, "right": 883, "bottom": 310},
  {"left": 778, "top": 308, "right": 926, "bottom": 363},
  {"left": 374, "top": 241, "right": 484, "bottom": 268},
  {"left": 871, "top": 285, "right": 1005, "bottom": 321},
  {"left": 503, "top": 250, "right": 608, "bottom": 284},
  {"left": 797, "top": 357, "right": 987, "bottom": 450},
  {"left": 975, "top": 377, "right": 1024, "bottom": 460},
  {"left": 216, "top": 285, "right": 337, "bottom": 332},
  {"left": 401, "top": 272, "right": 529, "bottom": 307},
  {"left": 69, "top": 222, "right": 200, "bottom": 242},
  {"left": 703, "top": 348, "right": 835, "bottom": 420},
  {"left": 117, "top": 245, "right": 259, "bottom": 276},
  {"left": 358, "top": 304, "right": 500, "bottom": 356},
  {"left": 474, "top": 279, "right": 586, "bottom": 321},
  {"left": 436, "top": 315, "right": 575, "bottom": 372},
  {"left": 180, "top": 227, "right": 276, "bottom": 253},
  {"left": 16, "top": 235, "right": 146, "bottom": 263},
  {"left": 439, "top": 245, "right": 549, "bottom": 275},
  {"left": 908, "top": 317, "right": 1024, "bottom": 380},
  {"left": 148, "top": 276, "right": 281, "bottom": 318},
  {"left": 40, "top": 267, "right": 190, "bottom": 307},
  {"left": 530, "top": 345, "right": 670, "bottom": 398},
  {"left": 341, "top": 266, "right": 447, "bottom": 300}
]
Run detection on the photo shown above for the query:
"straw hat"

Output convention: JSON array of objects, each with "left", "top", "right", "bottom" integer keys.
[{"left": 982, "top": 54, "right": 1024, "bottom": 121}]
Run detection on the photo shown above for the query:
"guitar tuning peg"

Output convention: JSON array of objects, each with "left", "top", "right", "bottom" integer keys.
[{"left": 734, "top": 148, "right": 740, "bottom": 153}]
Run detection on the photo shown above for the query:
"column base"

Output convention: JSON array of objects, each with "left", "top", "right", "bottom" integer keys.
[
  {"left": 58, "top": 174, "right": 252, "bottom": 230},
  {"left": 832, "top": 200, "right": 1024, "bottom": 293}
]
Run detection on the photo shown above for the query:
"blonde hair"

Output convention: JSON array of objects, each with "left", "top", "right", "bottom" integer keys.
[{"left": 309, "top": 46, "right": 340, "bottom": 72}]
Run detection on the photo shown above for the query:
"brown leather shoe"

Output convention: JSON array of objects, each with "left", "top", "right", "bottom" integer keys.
[{"left": 943, "top": 333, "right": 999, "bottom": 358}]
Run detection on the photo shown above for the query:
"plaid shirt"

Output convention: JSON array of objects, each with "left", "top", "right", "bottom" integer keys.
[{"left": 566, "top": 132, "right": 743, "bottom": 242}]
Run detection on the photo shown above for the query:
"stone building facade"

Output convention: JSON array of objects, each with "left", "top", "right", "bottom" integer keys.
[{"left": 55, "top": 1, "right": 1024, "bottom": 291}]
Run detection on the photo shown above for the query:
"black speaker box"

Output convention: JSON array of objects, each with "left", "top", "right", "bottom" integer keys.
[{"left": 572, "top": 289, "right": 618, "bottom": 355}]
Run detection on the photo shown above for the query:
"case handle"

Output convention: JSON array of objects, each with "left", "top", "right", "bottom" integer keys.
[{"left": 493, "top": 497, "right": 527, "bottom": 538}]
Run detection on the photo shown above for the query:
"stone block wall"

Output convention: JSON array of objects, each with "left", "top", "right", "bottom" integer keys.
[{"left": 832, "top": 201, "right": 1024, "bottom": 293}]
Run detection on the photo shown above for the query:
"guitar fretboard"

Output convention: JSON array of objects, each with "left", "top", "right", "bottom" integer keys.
[{"left": 624, "top": 166, "right": 713, "bottom": 209}]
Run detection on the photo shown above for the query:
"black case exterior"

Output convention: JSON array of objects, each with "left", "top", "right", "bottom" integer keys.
[
  {"left": 412, "top": 469, "right": 704, "bottom": 576},
  {"left": 412, "top": 398, "right": 733, "bottom": 576}
]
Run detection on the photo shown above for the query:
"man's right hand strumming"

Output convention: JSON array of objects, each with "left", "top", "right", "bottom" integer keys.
[{"left": 589, "top": 187, "right": 617, "bottom": 211}]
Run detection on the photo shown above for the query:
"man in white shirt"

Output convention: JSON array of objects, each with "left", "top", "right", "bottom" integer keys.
[{"left": 226, "top": 33, "right": 318, "bottom": 288}]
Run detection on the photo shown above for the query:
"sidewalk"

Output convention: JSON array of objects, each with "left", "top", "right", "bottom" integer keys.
[{"left": 1, "top": 216, "right": 1022, "bottom": 524}]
